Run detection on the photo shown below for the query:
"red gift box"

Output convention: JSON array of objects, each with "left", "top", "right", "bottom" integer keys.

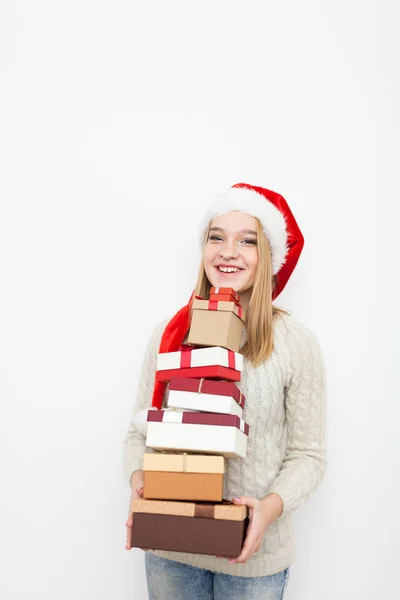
[
  {"left": 210, "top": 287, "right": 240, "bottom": 301},
  {"left": 147, "top": 409, "right": 249, "bottom": 435},
  {"left": 209, "top": 293, "right": 241, "bottom": 304},
  {"left": 156, "top": 346, "right": 242, "bottom": 383},
  {"left": 168, "top": 377, "right": 245, "bottom": 409},
  {"left": 157, "top": 366, "right": 241, "bottom": 382}
]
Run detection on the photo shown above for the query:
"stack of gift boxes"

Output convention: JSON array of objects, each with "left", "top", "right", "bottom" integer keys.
[{"left": 131, "top": 287, "right": 250, "bottom": 558}]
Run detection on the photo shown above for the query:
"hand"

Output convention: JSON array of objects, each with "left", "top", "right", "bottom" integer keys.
[
  {"left": 125, "top": 470, "right": 144, "bottom": 550},
  {"left": 229, "top": 493, "right": 283, "bottom": 564}
]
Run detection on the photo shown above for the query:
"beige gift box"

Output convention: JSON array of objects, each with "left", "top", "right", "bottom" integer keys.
[{"left": 187, "top": 298, "right": 246, "bottom": 353}]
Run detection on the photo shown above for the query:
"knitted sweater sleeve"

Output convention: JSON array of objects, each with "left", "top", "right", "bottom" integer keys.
[
  {"left": 267, "top": 317, "right": 326, "bottom": 516},
  {"left": 123, "top": 320, "right": 167, "bottom": 485}
]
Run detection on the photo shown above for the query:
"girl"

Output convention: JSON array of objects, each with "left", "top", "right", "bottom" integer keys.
[{"left": 124, "top": 183, "right": 326, "bottom": 600}]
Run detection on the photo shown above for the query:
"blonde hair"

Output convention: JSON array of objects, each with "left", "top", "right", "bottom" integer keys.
[{"left": 193, "top": 217, "right": 288, "bottom": 367}]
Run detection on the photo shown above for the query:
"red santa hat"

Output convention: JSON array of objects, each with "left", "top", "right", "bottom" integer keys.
[{"left": 151, "top": 183, "right": 304, "bottom": 409}]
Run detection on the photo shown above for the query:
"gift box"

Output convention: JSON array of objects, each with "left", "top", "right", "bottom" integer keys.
[
  {"left": 210, "top": 287, "right": 240, "bottom": 302},
  {"left": 131, "top": 498, "right": 249, "bottom": 557},
  {"left": 167, "top": 377, "right": 245, "bottom": 418},
  {"left": 146, "top": 409, "right": 249, "bottom": 458},
  {"left": 143, "top": 453, "right": 225, "bottom": 501},
  {"left": 156, "top": 346, "right": 243, "bottom": 383},
  {"left": 187, "top": 299, "right": 246, "bottom": 353},
  {"left": 209, "top": 293, "right": 241, "bottom": 304}
]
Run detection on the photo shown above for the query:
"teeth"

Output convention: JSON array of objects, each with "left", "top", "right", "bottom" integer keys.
[{"left": 219, "top": 266, "right": 241, "bottom": 273}]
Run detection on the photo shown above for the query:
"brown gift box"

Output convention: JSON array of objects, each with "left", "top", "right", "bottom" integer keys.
[
  {"left": 187, "top": 298, "right": 246, "bottom": 353},
  {"left": 131, "top": 499, "right": 249, "bottom": 558},
  {"left": 143, "top": 453, "right": 225, "bottom": 501}
]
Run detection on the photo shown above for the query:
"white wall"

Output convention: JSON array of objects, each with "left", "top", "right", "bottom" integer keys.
[{"left": 1, "top": 1, "right": 397, "bottom": 598}]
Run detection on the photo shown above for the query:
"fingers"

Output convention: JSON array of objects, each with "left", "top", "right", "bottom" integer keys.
[
  {"left": 131, "top": 487, "right": 144, "bottom": 502},
  {"left": 232, "top": 496, "right": 258, "bottom": 510},
  {"left": 125, "top": 495, "right": 135, "bottom": 550},
  {"left": 125, "top": 517, "right": 132, "bottom": 550},
  {"left": 229, "top": 523, "right": 262, "bottom": 564},
  {"left": 230, "top": 522, "right": 255, "bottom": 564},
  {"left": 231, "top": 540, "right": 261, "bottom": 564},
  {"left": 126, "top": 488, "right": 144, "bottom": 551},
  {"left": 126, "top": 487, "right": 143, "bottom": 550}
]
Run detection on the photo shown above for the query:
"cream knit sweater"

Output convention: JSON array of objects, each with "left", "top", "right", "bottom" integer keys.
[{"left": 124, "top": 310, "right": 326, "bottom": 577}]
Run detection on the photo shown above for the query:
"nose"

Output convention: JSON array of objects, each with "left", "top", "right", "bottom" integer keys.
[{"left": 219, "top": 239, "right": 240, "bottom": 260}]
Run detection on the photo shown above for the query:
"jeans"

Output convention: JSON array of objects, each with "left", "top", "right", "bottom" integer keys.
[{"left": 145, "top": 552, "right": 290, "bottom": 600}]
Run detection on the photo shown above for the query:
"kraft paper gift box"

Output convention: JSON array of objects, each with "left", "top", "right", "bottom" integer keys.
[
  {"left": 209, "top": 286, "right": 241, "bottom": 304},
  {"left": 167, "top": 377, "right": 245, "bottom": 418},
  {"left": 156, "top": 346, "right": 243, "bottom": 383},
  {"left": 131, "top": 498, "right": 249, "bottom": 558},
  {"left": 187, "top": 298, "right": 246, "bottom": 353},
  {"left": 143, "top": 453, "right": 225, "bottom": 501},
  {"left": 145, "top": 409, "right": 249, "bottom": 458}
]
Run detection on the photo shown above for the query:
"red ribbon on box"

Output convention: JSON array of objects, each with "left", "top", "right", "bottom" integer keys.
[
  {"left": 147, "top": 409, "right": 249, "bottom": 435},
  {"left": 180, "top": 347, "right": 192, "bottom": 368},
  {"left": 209, "top": 294, "right": 241, "bottom": 307},
  {"left": 228, "top": 350, "right": 235, "bottom": 370},
  {"left": 211, "top": 287, "right": 240, "bottom": 301},
  {"left": 177, "top": 346, "right": 236, "bottom": 370},
  {"left": 195, "top": 296, "right": 243, "bottom": 319}
]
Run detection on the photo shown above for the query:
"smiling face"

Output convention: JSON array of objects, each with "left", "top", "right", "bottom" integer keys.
[{"left": 203, "top": 211, "right": 259, "bottom": 295}]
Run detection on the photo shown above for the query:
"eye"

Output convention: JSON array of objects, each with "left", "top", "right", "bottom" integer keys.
[
  {"left": 240, "top": 238, "right": 257, "bottom": 245},
  {"left": 208, "top": 235, "right": 224, "bottom": 242}
]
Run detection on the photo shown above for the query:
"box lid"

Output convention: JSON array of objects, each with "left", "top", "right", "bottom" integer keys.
[
  {"left": 132, "top": 498, "right": 248, "bottom": 521},
  {"left": 143, "top": 452, "right": 225, "bottom": 474},
  {"left": 157, "top": 346, "right": 243, "bottom": 372},
  {"left": 147, "top": 409, "right": 249, "bottom": 435},
  {"left": 168, "top": 377, "right": 245, "bottom": 408},
  {"left": 210, "top": 287, "right": 240, "bottom": 301},
  {"left": 209, "top": 293, "right": 241, "bottom": 306},
  {"left": 192, "top": 298, "right": 246, "bottom": 322}
]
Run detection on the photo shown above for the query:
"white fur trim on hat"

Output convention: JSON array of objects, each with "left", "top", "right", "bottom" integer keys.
[{"left": 200, "top": 187, "right": 288, "bottom": 275}]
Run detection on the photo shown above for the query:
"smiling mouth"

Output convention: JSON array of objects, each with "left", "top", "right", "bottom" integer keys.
[{"left": 216, "top": 266, "right": 243, "bottom": 274}]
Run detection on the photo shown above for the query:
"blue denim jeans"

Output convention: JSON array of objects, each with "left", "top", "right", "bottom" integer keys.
[{"left": 145, "top": 552, "right": 290, "bottom": 600}]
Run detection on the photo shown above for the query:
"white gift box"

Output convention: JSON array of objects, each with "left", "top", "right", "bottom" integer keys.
[
  {"left": 167, "top": 389, "right": 243, "bottom": 418},
  {"left": 145, "top": 410, "right": 249, "bottom": 459},
  {"left": 157, "top": 346, "right": 243, "bottom": 371}
]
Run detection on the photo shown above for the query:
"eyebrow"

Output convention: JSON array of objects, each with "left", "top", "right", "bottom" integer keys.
[{"left": 209, "top": 227, "right": 257, "bottom": 235}]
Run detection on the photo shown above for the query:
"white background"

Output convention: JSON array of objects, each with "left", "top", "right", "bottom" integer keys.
[{"left": 1, "top": 1, "right": 398, "bottom": 599}]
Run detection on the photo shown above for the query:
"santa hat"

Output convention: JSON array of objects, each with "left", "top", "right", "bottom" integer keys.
[{"left": 151, "top": 183, "right": 304, "bottom": 409}]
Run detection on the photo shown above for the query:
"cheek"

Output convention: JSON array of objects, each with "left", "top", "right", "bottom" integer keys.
[
  {"left": 203, "top": 246, "right": 215, "bottom": 270},
  {"left": 247, "top": 251, "right": 259, "bottom": 277},
  {"left": 244, "top": 261, "right": 258, "bottom": 286}
]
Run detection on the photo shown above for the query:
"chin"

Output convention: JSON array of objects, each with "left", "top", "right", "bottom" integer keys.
[
  {"left": 205, "top": 268, "right": 252, "bottom": 293},
  {"left": 212, "top": 278, "right": 250, "bottom": 294}
]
